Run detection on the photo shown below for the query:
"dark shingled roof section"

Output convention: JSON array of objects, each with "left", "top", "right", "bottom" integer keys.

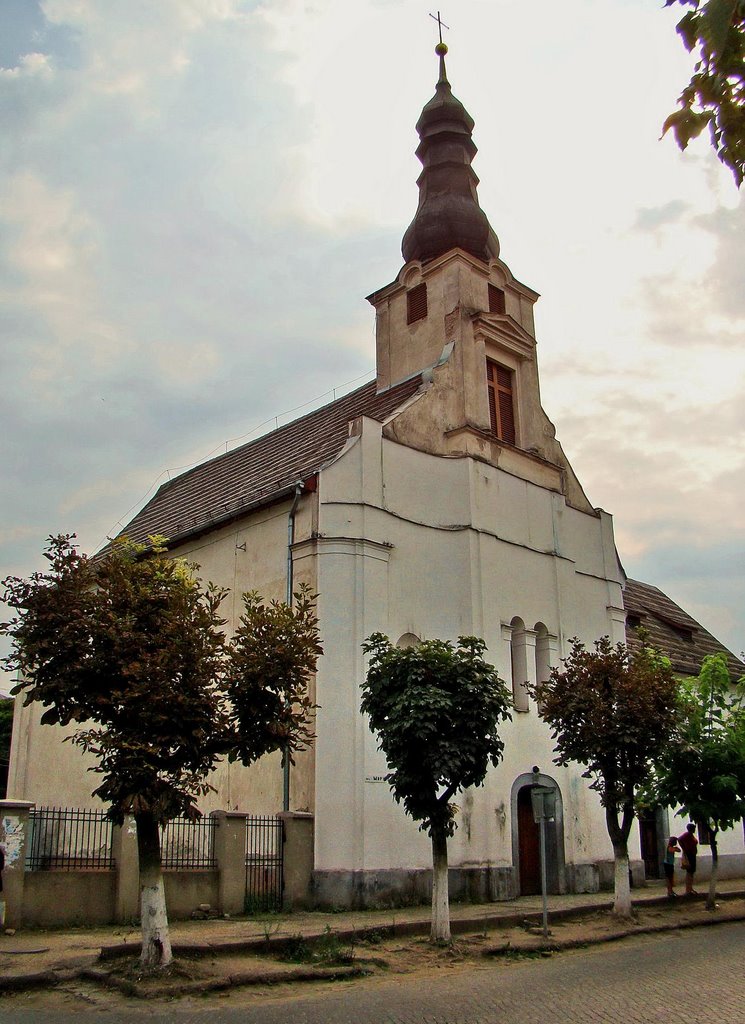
[
  {"left": 624, "top": 578, "right": 744, "bottom": 680},
  {"left": 114, "top": 375, "right": 423, "bottom": 549}
]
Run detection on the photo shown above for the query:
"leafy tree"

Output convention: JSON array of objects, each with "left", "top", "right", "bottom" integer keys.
[
  {"left": 646, "top": 653, "right": 745, "bottom": 909},
  {"left": 663, "top": 0, "right": 745, "bottom": 186},
  {"left": 531, "top": 636, "right": 679, "bottom": 918},
  {"left": 361, "top": 634, "right": 511, "bottom": 943},
  {"left": 1, "top": 535, "right": 321, "bottom": 967}
]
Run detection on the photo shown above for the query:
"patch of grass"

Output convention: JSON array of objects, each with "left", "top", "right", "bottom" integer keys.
[
  {"left": 243, "top": 896, "right": 282, "bottom": 916},
  {"left": 357, "top": 928, "right": 391, "bottom": 946},
  {"left": 279, "top": 926, "right": 355, "bottom": 966},
  {"left": 484, "top": 943, "right": 559, "bottom": 961}
]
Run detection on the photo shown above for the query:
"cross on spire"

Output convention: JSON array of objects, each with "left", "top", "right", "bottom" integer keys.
[{"left": 429, "top": 10, "right": 449, "bottom": 46}]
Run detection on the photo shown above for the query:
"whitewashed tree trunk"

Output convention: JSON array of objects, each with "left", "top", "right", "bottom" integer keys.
[
  {"left": 430, "top": 829, "right": 451, "bottom": 944},
  {"left": 606, "top": 802, "right": 634, "bottom": 919},
  {"left": 613, "top": 846, "right": 632, "bottom": 917},
  {"left": 136, "top": 812, "right": 173, "bottom": 967},
  {"left": 706, "top": 832, "right": 719, "bottom": 911}
]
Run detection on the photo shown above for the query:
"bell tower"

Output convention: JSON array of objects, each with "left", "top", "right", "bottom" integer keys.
[
  {"left": 401, "top": 39, "right": 499, "bottom": 266},
  {"left": 367, "top": 41, "right": 595, "bottom": 515}
]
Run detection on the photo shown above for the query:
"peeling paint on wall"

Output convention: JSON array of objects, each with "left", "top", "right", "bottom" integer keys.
[
  {"left": 461, "top": 791, "right": 473, "bottom": 842},
  {"left": 494, "top": 801, "right": 506, "bottom": 835},
  {"left": 2, "top": 817, "right": 25, "bottom": 866}
]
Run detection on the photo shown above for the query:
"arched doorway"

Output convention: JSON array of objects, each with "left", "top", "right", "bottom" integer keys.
[
  {"left": 511, "top": 772, "right": 565, "bottom": 895},
  {"left": 517, "top": 786, "right": 541, "bottom": 894}
]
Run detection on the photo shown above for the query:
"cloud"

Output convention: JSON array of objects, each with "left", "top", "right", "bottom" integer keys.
[
  {"left": 0, "top": 51, "right": 54, "bottom": 78},
  {"left": 1, "top": 0, "right": 744, "bottom": 685},
  {"left": 623, "top": 537, "right": 745, "bottom": 658},
  {"left": 633, "top": 200, "right": 689, "bottom": 231}
]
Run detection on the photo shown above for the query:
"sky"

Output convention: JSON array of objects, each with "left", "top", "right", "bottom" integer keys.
[{"left": 1, "top": 0, "right": 743, "bottom": 693}]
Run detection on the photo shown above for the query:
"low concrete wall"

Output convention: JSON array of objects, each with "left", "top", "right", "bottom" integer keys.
[
  {"left": 163, "top": 871, "right": 220, "bottom": 918},
  {"left": 23, "top": 870, "right": 116, "bottom": 928},
  {"left": 312, "top": 866, "right": 516, "bottom": 910},
  {"left": 565, "top": 863, "right": 600, "bottom": 894},
  {"left": 688, "top": 853, "right": 745, "bottom": 882},
  {"left": 0, "top": 802, "right": 296, "bottom": 929},
  {"left": 597, "top": 859, "right": 646, "bottom": 891}
]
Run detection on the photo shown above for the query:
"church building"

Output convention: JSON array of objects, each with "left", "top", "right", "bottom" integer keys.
[{"left": 9, "top": 44, "right": 743, "bottom": 905}]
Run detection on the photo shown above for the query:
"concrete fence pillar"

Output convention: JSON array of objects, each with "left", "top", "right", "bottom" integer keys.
[
  {"left": 112, "top": 815, "right": 139, "bottom": 923},
  {"left": 279, "top": 811, "right": 314, "bottom": 909},
  {"left": 210, "top": 811, "right": 247, "bottom": 916},
  {"left": 0, "top": 800, "right": 35, "bottom": 929}
]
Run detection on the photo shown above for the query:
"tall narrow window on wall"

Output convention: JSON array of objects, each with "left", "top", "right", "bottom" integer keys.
[
  {"left": 406, "top": 282, "right": 428, "bottom": 324},
  {"left": 486, "top": 359, "right": 516, "bottom": 444},
  {"left": 534, "top": 624, "right": 551, "bottom": 712},
  {"left": 510, "top": 617, "right": 529, "bottom": 713},
  {"left": 488, "top": 283, "right": 506, "bottom": 314}
]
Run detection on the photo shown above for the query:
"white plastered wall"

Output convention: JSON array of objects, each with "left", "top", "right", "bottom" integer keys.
[
  {"left": 7, "top": 496, "right": 319, "bottom": 817},
  {"left": 312, "top": 418, "right": 632, "bottom": 878}
]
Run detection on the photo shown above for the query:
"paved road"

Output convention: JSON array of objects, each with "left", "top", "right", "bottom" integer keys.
[{"left": 5, "top": 921, "right": 745, "bottom": 1023}]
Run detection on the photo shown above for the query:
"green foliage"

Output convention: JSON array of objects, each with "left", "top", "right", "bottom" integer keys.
[
  {"left": 360, "top": 634, "right": 511, "bottom": 838},
  {"left": 225, "top": 587, "right": 321, "bottom": 768},
  {"left": 647, "top": 653, "right": 745, "bottom": 832},
  {"left": 532, "top": 636, "right": 679, "bottom": 843},
  {"left": 1, "top": 534, "right": 321, "bottom": 826},
  {"left": 279, "top": 926, "right": 355, "bottom": 965},
  {"left": 663, "top": 0, "right": 745, "bottom": 186}
]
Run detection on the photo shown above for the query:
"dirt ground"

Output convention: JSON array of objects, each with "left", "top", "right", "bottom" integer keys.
[{"left": 4, "top": 895, "right": 745, "bottom": 1013}]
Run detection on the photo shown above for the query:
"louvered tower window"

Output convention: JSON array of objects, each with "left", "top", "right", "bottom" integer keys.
[
  {"left": 486, "top": 359, "right": 516, "bottom": 445},
  {"left": 406, "top": 282, "right": 428, "bottom": 324},
  {"left": 488, "top": 284, "right": 506, "bottom": 314}
]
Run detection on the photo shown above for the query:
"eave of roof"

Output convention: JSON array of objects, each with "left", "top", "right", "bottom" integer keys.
[
  {"left": 624, "top": 578, "right": 744, "bottom": 680},
  {"left": 107, "top": 375, "right": 423, "bottom": 551}
]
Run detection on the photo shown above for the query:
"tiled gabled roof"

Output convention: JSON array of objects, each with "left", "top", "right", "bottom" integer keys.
[
  {"left": 113, "top": 375, "right": 423, "bottom": 549},
  {"left": 624, "top": 578, "right": 744, "bottom": 681}
]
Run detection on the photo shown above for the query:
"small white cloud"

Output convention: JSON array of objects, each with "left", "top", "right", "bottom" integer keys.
[{"left": 0, "top": 51, "right": 53, "bottom": 77}]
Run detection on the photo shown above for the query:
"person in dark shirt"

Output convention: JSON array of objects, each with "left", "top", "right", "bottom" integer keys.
[{"left": 678, "top": 822, "right": 699, "bottom": 895}]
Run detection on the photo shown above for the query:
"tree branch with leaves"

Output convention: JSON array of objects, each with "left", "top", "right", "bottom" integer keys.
[
  {"left": 1, "top": 535, "right": 321, "bottom": 967},
  {"left": 361, "top": 634, "right": 511, "bottom": 943},
  {"left": 531, "top": 635, "right": 679, "bottom": 918},
  {"left": 663, "top": 0, "right": 745, "bottom": 186},
  {"left": 644, "top": 652, "right": 745, "bottom": 909}
]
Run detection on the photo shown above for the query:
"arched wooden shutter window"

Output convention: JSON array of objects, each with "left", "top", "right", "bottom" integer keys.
[
  {"left": 486, "top": 359, "right": 516, "bottom": 445},
  {"left": 406, "top": 282, "right": 428, "bottom": 324},
  {"left": 488, "top": 284, "right": 506, "bottom": 314}
]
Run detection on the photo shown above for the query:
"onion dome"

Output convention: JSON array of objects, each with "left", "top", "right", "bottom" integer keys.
[{"left": 402, "top": 43, "right": 499, "bottom": 264}]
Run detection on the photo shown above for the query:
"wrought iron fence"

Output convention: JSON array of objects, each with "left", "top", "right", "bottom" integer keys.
[
  {"left": 26, "top": 807, "right": 114, "bottom": 871},
  {"left": 160, "top": 815, "right": 216, "bottom": 869},
  {"left": 245, "top": 814, "right": 283, "bottom": 912}
]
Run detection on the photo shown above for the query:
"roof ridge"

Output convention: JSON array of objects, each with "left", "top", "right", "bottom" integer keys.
[
  {"left": 109, "top": 373, "right": 423, "bottom": 551},
  {"left": 153, "top": 378, "right": 380, "bottom": 497}
]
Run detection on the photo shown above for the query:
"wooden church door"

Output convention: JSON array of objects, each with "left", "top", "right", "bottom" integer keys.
[{"left": 517, "top": 785, "right": 541, "bottom": 895}]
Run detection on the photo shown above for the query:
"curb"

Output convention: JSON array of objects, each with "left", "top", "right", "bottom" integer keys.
[
  {"left": 0, "top": 969, "right": 62, "bottom": 992},
  {"left": 2, "top": 891, "right": 744, "bottom": 997},
  {"left": 484, "top": 908, "right": 745, "bottom": 956},
  {"left": 94, "top": 887, "right": 745, "bottom": 962},
  {"left": 79, "top": 963, "right": 370, "bottom": 999}
]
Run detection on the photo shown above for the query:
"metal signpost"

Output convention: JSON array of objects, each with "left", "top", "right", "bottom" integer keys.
[{"left": 530, "top": 766, "right": 556, "bottom": 940}]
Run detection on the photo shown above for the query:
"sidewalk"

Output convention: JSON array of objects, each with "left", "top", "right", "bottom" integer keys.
[{"left": 2, "top": 877, "right": 745, "bottom": 997}]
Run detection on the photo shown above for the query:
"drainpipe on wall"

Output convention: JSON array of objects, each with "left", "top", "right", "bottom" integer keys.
[{"left": 283, "top": 481, "right": 304, "bottom": 812}]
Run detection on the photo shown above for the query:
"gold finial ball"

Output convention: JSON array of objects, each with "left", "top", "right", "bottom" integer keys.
[{"left": 435, "top": 42, "right": 448, "bottom": 56}]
